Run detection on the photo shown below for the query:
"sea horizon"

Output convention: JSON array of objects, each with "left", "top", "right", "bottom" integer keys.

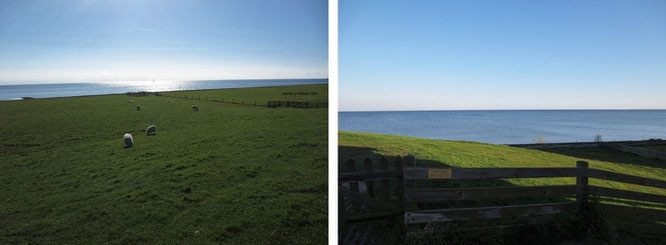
[
  {"left": 339, "top": 110, "right": 666, "bottom": 144},
  {"left": 0, "top": 78, "right": 328, "bottom": 101}
]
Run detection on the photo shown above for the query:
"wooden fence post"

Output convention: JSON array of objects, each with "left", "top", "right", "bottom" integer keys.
[
  {"left": 576, "top": 161, "right": 589, "bottom": 203},
  {"left": 364, "top": 158, "right": 374, "bottom": 197},
  {"left": 380, "top": 156, "right": 390, "bottom": 202},
  {"left": 404, "top": 155, "right": 417, "bottom": 213},
  {"left": 346, "top": 158, "right": 361, "bottom": 213}
]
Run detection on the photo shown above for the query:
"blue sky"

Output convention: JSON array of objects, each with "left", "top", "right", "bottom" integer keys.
[
  {"left": 340, "top": 0, "right": 666, "bottom": 110},
  {"left": 0, "top": 0, "right": 327, "bottom": 84}
]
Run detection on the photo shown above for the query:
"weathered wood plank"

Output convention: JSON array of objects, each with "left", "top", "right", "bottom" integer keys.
[
  {"left": 345, "top": 212, "right": 404, "bottom": 224},
  {"left": 404, "top": 155, "right": 417, "bottom": 212},
  {"left": 406, "top": 185, "right": 577, "bottom": 202},
  {"left": 587, "top": 169, "right": 666, "bottom": 189},
  {"left": 338, "top": 170, "right": 403, "bottom": 181},
  {"left": 576, "top": 161, "right": 589, "bottom": 203},
  {"left": 403, "top": 167, "right": 581, "bottom": 180},
  {"left": 364, "top": 158, "right": 375, "bottom": 198},
  {"left": 404, "top": 202, "right": 578, "bottom": 224},
  {"left": 590, "top": 186, "right": 666, "bottom": 204},
  {"left": 340, "top": 187, "right": 396, "bottom": 212},
  {"left": 379, "top": 157, "right": 391, "bottom": 201}
]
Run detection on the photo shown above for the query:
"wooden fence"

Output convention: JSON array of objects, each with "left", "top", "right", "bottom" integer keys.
[
  {"left": 339, "top": 155, "right": 666, "bottom": 241},
  {"left": 267, "top": 100, "right": 328, "bottom": 109}
]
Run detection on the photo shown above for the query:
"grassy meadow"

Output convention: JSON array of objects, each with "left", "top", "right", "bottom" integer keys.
[
  {"left": 339, "top": 131, "right": 666, "bottom": 219},
  {"left": 0, "top": 85, "right": 328, "bottom": 244}
]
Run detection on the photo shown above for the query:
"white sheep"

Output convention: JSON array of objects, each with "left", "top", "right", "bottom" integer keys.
[
  {"left": 136, "top": 105, "right": 141, "bottom": 111},
  {"left": 123, "top": 133, "right": 134, "bottom": 147},
  {"left": 192, "top": 105, "right": 199, "bottom": 111},
  {"left": 146, "top": 125, "right": 156, "bottom": 136},
  {"left": 129, "top": 100, "right": 134, "bottom": 103}
]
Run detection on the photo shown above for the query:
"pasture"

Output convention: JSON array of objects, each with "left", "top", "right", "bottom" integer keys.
[{"left": 0, "top": 85, "right": 328, "bottom": 244}]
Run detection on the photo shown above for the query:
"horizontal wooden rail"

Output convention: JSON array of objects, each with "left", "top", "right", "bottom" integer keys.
[
  {"left": 590, "top": 186, "right": 666, "bottom": 204},
  {"left": 344, "top": 212, "right": 403, "bottom": 224},
  {"left": 587, "top": 169, "right": 666, "bottom": 189},
  {"left": 403, "top": 167, "right": 581, "bottom": 180},
  {"left": 406, "top": 185, "right": 577, "bottom": 202},
  {"left": 404, "top": 202, "right": 578, "bottom": 224},
  {"left": 338, "top": 170, "right": 402, "bottom": 182},
  {"left": 340, "top": 187, "right": 398, "bottom": 212}
]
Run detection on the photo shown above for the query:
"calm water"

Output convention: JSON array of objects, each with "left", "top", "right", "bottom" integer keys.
[
  {"left": 339, "top": 110, "right": 666, "bottom": 144},
  {"left": 0, "top": 79, "right": 327, "bottom": 101}
]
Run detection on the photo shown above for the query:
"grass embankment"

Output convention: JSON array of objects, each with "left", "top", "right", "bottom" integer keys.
[
  {"left": 339, "top": 131, "right": 666, "bottom": 213},
  {"left": 0, "top": 85, "right": 328, "bottom": 244},
  {"left": 162, "top": 84, "right": 328, "bottom": 106},
  {"left": 638, "top": 144, "right": 666, "bottom": 153}
]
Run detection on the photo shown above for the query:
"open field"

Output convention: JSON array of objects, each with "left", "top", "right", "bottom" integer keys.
[
  {"left": 339, "top": 131, "right": 666, "bottom": 209},
  {"left": 0, "top": 85, "right": 328, "bottom": 244},
  {"left": 162, "top": 84, "right": 328, "bottom": 106}
]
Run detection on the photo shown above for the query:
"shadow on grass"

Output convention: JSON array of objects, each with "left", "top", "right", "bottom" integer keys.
[{"left": 538, "top": 147, "right": 666, "bottom": 169}]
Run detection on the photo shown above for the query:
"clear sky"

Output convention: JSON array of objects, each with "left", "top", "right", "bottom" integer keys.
[
  {"left": 340, "top": 0, "right": 666, "bottom": 111},
  {"left": 0, "top": 0, "right": 327, "bottom": 84}
]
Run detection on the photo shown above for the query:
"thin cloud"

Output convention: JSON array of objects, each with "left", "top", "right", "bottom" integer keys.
[{"left": 135, "top": 27, "right": 156, "bottom": 32}]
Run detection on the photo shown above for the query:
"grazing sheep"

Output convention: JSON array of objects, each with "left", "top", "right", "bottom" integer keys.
[
  {"left": 129, "top": 100, "right": 134, "bottom": 103},
  {"left": 192, "top": 105, "right": 199, "bottom": 111},
  {"left": 146, "top": 125, "right": 156, "bottom": 136},
  {"left": 136, "top": 105, "right": 141, "bottom": 111},
  {"left": 123, "top": 133, "right": 134, "bottom": 147},
  {"left": 167, "top": 100, "right": 170, "bottom": 103}
]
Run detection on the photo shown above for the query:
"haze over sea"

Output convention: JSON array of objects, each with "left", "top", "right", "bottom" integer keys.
[
  {"left": 0, "top": 79, "right": 327, "bottom": 101},
  {"left": 339, "top": 110, "right": 666, "bottom": 144}
]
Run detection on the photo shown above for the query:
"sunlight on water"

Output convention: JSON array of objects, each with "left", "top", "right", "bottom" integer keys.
[
  {"left": 0, "top": 79, "right": 327, "bottom": 101},
  {"left": 99, "top": 80, "right": 191, "bottom": 92}
]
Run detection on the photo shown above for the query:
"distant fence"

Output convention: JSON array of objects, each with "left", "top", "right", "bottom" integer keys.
[
  {"left": 126, "top": 91, "right": 162, "bottom": 97},
  {"left": 154, "top": 93, "right": 326, "bottom": 109},
  {"left": 267, "top": 101, "right": 327, "bottom": 109},
  {"left": 339, "top": 155, "right": 666, "bottom": 242}
]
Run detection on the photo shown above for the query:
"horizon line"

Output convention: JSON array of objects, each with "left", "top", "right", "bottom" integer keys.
[
  {"left": 340, "top": 108, "right": 666, "bottom": 112},
  {"left": 0, "top": 77, "right": 329, "bottom": 86}
]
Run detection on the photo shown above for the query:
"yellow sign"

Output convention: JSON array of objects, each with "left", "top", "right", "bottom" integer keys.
[{"left": 428, "top": 168, "right": 452, "bottom": 179}]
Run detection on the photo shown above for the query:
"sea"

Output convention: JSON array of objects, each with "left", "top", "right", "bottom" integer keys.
[
  {"left": 339, "top": 110, "right": 666, "bottom": 144},
  {"left": 0, "top": 79, "right": 327, "bottom": 101}
]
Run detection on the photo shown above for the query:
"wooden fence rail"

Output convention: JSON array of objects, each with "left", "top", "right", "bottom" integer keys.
[{"left": 339, "top": 155, "right": 666, "bottom": 240}]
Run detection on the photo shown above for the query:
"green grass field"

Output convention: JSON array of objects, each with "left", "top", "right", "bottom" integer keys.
[
  {"left": 0, "top": 85, "right": 328, "bottom": 244},
  {"left": 339, "top": 131, "right": 666, "bottom": 209}
]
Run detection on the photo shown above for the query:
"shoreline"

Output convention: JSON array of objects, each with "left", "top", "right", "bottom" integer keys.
[{"left": 0, "top": 82, "right": 328, "bottom": 102}]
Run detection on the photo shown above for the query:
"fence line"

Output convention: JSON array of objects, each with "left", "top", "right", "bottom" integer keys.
[{"left": 339, "top": 155, "right": 666, "bottom": 241}]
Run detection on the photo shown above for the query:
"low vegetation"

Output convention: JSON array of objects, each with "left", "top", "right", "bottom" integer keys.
[{"left": 0, "top": 85, "right": 328, "bottom": 244}]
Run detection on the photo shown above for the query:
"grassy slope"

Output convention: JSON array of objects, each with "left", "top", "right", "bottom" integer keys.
[
  {"left": 339, "top": 131, "right": 666, "bottom": 206},
  {"left": 0, "top": 85, "right": 327, "bottom": 244},
  {"left": 163, "top": 84, "right": 328, "bottom": 105},
  {"left": 639, "top": 145, "right": 666, "bottom": 153}
]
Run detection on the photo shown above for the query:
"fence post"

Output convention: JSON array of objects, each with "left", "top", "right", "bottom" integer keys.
[
  {"left": 403, "top": 155, "right": 417, "bottom": 216},
  {"left": 379, "top": 156, "right": 390, "bottom": 202},
  {"left": 364, "top": 158, "right": 374, "bottom": 197},
  {"left": 346, "top": 158, "right": 361, "bottom": 214},
  {"left": 576, "top": 161, "right": 589, "bottom": 203}
]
